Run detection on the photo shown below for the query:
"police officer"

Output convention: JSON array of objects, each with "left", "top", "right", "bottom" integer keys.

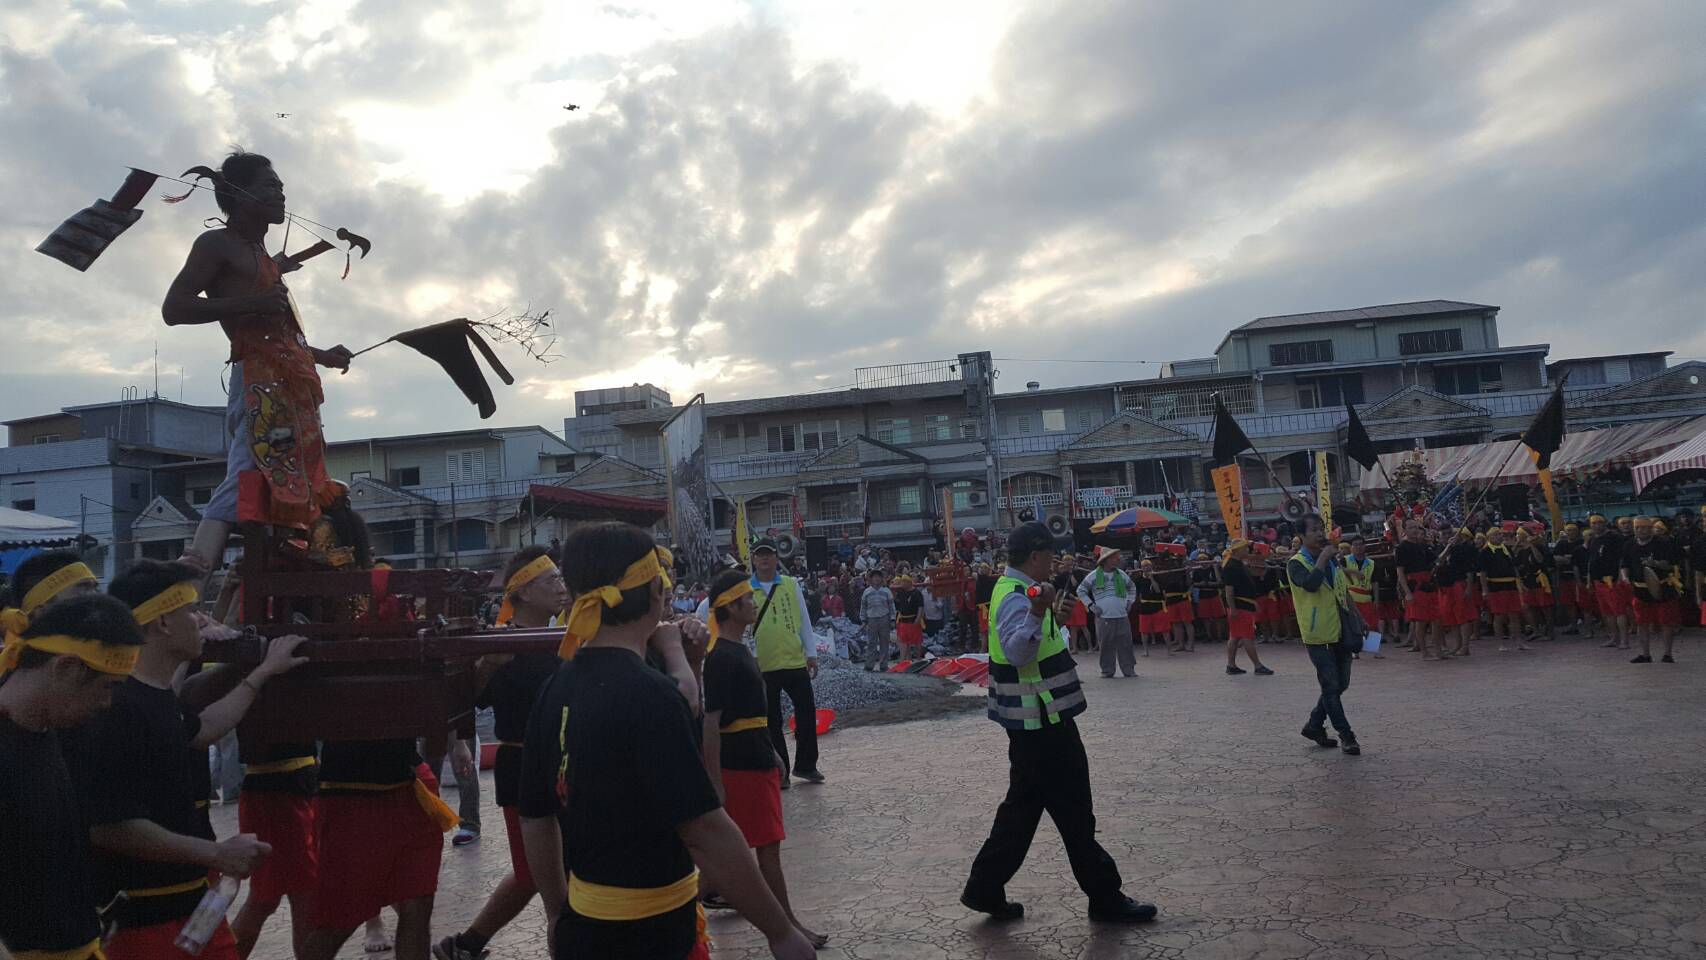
[{"left": 960, "top": 521, "right": 1158, "bottom": 924}]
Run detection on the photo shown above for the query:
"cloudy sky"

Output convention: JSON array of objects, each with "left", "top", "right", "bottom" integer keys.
[{"left": 3, "top": 0, "right": 1703, "bottom": 442}]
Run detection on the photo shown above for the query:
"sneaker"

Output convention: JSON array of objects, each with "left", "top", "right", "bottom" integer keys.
[
  {"left": 1630, "top": 654, "right": 1652, "bottom": 663},
  {"left": 1225, "top": 665, "right": 1247, "bottom": 675},
  {"left": 960, "top": 890, "right": 1024, "bottom": 921},
  {"left": 1662, "top": 655, "right": 1676, "bottom": 663},
  {"left": 432, "top": 936, "right": 488, "bottom": 960},
  {"left": 1088, "top": 896, "right": 1158, "bottom": 924},
  {"left": 794, "top": 768, "right": 827, "bottom": 784},
  {"left": 1254, "top": 666, "right": 1274, "bottom": 676},
  {"left": 1341, "top": 739, "right": 1362, "bottom": 756},
  {"left": 1301, "top": 727, "right": 1338, "bottom": 748},
  {"left": 451, "top": 828, "right": 479, "bottom": 847}
]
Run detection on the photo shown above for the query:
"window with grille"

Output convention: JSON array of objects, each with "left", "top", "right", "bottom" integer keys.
[
  {"left": 447, "top": 449, "right": 486, "bottom": 483},
  {"left": 1073, "top": 465, "right": 1123, "bottom": 488},
  {"left": 943, "top": 481, "right": 983, "bottom": 512},
  {"left": 1268, "top": 340, "right": 1334, "bottom": 366},
  {"left": 801, "top": 420, "right": 839, "bottom": 451},
  {"left": 1010, "top": 415, "right": 1033, "bottom": 435},
  {"left": 1398, "top": 329, "right": 1463, "bottom": 356},
  {"left": 817, "top": 498, "right": 848, "bottom": 521},
  {"left": 767, "top": 500, "right": 793, "bottom": 527},
  {"left": 1042, "top": 409, "right": 1067, "bottom": 432},
  {"left": 766, "top": 424, "right": 797, "bottom": 453},
  {"left": 875, "top": 418, "right": 912, "bottom": 444},
  {"left": 879, "top": 485, "right": 923, "bottom": 516},
  {"left": 958, "top": 418, "right": 980, "bottom": 439},
  {"left": 1077, "top": 411, "right": 1094, "bottom": 433},
  {"left": 31, "top": 435, "right": 61, "bottom": 444},
  {"left": 921, "top": 415, "right": 951, "bottom": 441},
  {"left": 1010, "top": 474, "right": 1060, "bottom": 497},
  {"left": 390, "top": 466, "right": 421, "bottom": 487}
]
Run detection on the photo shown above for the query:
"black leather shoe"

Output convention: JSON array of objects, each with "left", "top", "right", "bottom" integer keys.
[
  {"left": 1341, "top": 739, "right": 1362, "bottom": 756},
  {"left": 1089, "top": 896, "right": 1158, "bottom": 923},
  {"left": 794, "top": 768, "right": 826, "bottom": 784},
  {"left": 1301, "top": 727, "right": 1338, "bottom": 748},
  {"left": 960, "top": 891, "right": 1024, "bottom": 920}
]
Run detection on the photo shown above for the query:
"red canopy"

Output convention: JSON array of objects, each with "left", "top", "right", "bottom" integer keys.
[{"left": 525, "top": 484, "right": 667, "bottom": 525}]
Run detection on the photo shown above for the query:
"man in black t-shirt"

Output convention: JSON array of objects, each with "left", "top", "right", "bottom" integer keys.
[
  {"left": 1587, "top": 515, "right": 1631, "bottom": 649},
  {"left": 437, "top": 546, "right": 568, "bottom": 960},
  {"left": 0, "top": 594, "right": 143, "bottom": 960},
  {"left": 68, "top": 561, "right": 306, "bottom": 960},
  {"left": 1394, "top": 521, "right": 1443, "bottom": 659},
  {"left": 518, "top": 522, "right": 813, "bottom": 960}
]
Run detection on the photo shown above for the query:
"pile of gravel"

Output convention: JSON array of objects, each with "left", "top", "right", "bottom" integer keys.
[{"left": 779, "top": 654, "right": 955, "bottom": 719}]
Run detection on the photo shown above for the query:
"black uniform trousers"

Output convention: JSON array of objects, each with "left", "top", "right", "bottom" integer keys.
[
  {"left": 965, "top": 718, "right": 1122, "bottom": 904},
  {"left": 763, "top": 666, "right": 820, "bottom": 776}
]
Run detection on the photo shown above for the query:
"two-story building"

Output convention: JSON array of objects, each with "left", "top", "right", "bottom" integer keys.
[{"left": 2, "top": 397, "right": 226, "bottom": 579}]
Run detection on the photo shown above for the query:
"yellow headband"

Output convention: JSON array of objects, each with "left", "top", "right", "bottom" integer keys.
[
  {"left": 707, "top": 580, "right": 754, "bottom": 652},
  {"left": 559, "top": 546, "right": 673, "bottom": 660},
  {"left": 21, "top": 562, "right": 97, "bottom": 616},
  {"left": 1588, "top": 514, "right": 1606, "bottom": 523},
  {"left": 497, "top": 554, "right": 557, "bottom": 625},
  {"left": 134, "top": 582, "right": 199, "bottom": 625},
  {"left": 0, "top": 632, "right": 140, "bottom": 679}
]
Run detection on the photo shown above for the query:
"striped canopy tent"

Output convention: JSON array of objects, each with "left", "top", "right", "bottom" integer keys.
[
  {"left": 1359, "top": 415, "right": 1706, "bottom": 492},
  {"left": 1631, "top": 424, "right": 1706, "bottom": 494}
]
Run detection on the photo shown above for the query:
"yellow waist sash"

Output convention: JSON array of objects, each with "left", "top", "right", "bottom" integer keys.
[
  {"left": 14, "top": 939, "right": 106, "bottom": 960},
  {"left": 244, "top": 756, "right": 316, "bottom": 776},
  {"left": 718, "top": 716, "right": 768, "bottom": 734},
  {"left": 319, "top": 779, "right": 460, "bottom": 833},
  {"left": 125, "top": 876, "right": 207, "bottom": 899},
  {"left": 568, "top": 869, "right": 698, "bottom": 921},
  {"left": 497, "top": 740, "right": 524, "bottom": 749}
]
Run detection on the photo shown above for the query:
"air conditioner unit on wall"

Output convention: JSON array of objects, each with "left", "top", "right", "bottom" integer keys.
[{"left": 967, "top": 491, "right": 988, "bottom": 507}]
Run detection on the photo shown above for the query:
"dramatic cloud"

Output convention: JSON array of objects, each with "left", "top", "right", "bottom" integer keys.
[{"left": 3, "top": 0, "right": 1703, "bottom": 441}]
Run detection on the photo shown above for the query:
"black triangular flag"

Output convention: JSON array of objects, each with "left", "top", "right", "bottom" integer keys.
[
  {"left": 391, "top": 319, "right": 515, "bottom": 420},
  {"left": 1344, "top": 403, "right": 1379, "bottom": 471},
  {"left": 1522, "top": 374, "right": 1568, "bottom": 470},
  {"left": 1210, "top": 394, "right": 1253, "bottom": 467}
]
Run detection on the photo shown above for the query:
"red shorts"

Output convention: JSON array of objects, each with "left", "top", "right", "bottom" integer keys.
[
  {"left": 1227, "top": 609, "right": 1256, "bottom": 640},
  {"left": 1485, "top": 589, "right": 1523, "bottom": 616},
  {"left": 1063, "top": 600, "right": 1088, "bottom": 628},
  {"left": 1593, "top": 581, "right": 1629, "bottom": 618},
  {"left": 1354, "top": 601, "right": 1379, "bottom": 627},
  {"left": 1138, "top": 613, "right": 1170, "bottom": 634},
  {"left": 1406, "top": 590, "right": 1437, "bottom": 622},
  {"left": 1257, "top": 597, "right": 1280, "bottom": 621},
  {"left": 238, "top": 791, "right": 317, "bottom": 902},
  {"left": 896, "top": 621, "right": 924, "bottom": 646},
  {"left": 1165, "top": 601, "right": 1191, "bottom": 626},
  {"left": 107, "top": 917, "right": 239, "bottom": 960},
  {"left": 1196, "top": 596, "right": 1226, "bottom": 619},
  {"left": 1524, "top": 589, "right": 1553, "bottom": 609},
  {"left": 1279, "top": 594, "right": 1296, "bottom": 617},
  {"left": 1378, "top": 599, "right": 1402, "bottom": 623},
  {"left": 312, "top": 789, "right": 443, "bottom": 930},
  {"left": 1632, "top": 598, "right": 1680, "bottom": 626},
  {"left": 501, "top": 805, "right": 533, "bottom": 888},
  {"left": 722, "top": 767, "right": 785, "bottom": 848}
]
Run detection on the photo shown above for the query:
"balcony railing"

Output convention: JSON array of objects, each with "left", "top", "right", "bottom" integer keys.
[{"left": 996, "top": 492, "right": 1064, "bottom": 508}]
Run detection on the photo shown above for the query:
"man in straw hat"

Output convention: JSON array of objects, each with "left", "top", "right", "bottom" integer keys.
[{"left": 1075, "top": 545, "right": 1137, "bottom": 678}]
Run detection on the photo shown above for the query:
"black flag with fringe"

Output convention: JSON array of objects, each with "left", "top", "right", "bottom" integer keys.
[
  {"left": 391, "top": 319, "right": 516, "bottom": 420},
  {"left": 1344, "top": 403, "right": 1379, "bottom": 471},
  {"left": 1210, "top": 394, "right": 1253, "bottom": 467}
]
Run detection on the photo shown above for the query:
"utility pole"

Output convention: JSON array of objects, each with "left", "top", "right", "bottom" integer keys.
[{"left": 959, "top": 351, "right": 1004, "bottom": 535}]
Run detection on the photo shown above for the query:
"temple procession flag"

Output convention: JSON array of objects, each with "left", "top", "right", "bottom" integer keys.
[
  {"left": 1209, "top": 394, "right": 1253, "bottom": 538},
  {"left": 735, "top": 499, "right": 752, "bottom": 566},
  {"left": 1210, "top": 395, "right": 1253, "bottom": 467},
  {"left": 1211, "top": 464, "right": 1245, "bottom": 539},
  {"left": 1523, "top": 376, "right": 1570, "bottom": 531},
  {"left": 1344, "top": 403, "right": 1379, "bottom": 471},
  {"left": 1314, "top": 450, "right": 1332, "bottom": 522}
]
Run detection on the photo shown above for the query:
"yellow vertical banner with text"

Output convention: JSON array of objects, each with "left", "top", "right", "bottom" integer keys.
[
  {"left": 1211, "top": 464, "right": 1245, "bottom": 539},
  {"left": 735, "top": 500, "right": 751, "bottom": 566},
  {"left": 1533, "top": 452, "right": 1563, "bottom": 533},
  {"left": 1314, "top": 450, "right": 1332, "bottom": 523}
]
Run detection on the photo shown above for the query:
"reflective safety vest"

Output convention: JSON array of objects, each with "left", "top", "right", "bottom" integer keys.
[
  {"left": 1341, "top": 555, "right": 1375, "bottom": 604},
  {"left": 1287, "top": 552, "right": 1346, "bottom": 646},
  {"left": 986, "top": 576, "right": 1086, "bottom": 731},
  {"left": 751, "top": 576, "right": 808, "bottom": 672}
]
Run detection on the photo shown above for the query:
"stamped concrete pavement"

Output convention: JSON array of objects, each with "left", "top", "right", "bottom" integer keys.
[{"left": 235, "top": 633, "right": 1706, "bottom": 959}]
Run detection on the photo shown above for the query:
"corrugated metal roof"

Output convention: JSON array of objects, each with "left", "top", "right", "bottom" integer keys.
[{"left": 1233, "top": 300, "right": 1498, "bottom": 333}]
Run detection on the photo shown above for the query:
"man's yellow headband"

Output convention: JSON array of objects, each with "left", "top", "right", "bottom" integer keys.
[
  {"left": 559, "top": 546, "right": 672, "bottom": 660},
  {"left": 497, "top": 555, "right": 557, "bottom": 625},
  {"left": 707, "top": 580, "right": 754, "bottom": 652},
  {"left": 0, "top": 632, "right": 140, "bottom": 679},
  {"left": 21, "top": 562, "right": 97, "bottom": 615},
  {"left": 134, "top": 582, "right": 199, "bottom": 625}
]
